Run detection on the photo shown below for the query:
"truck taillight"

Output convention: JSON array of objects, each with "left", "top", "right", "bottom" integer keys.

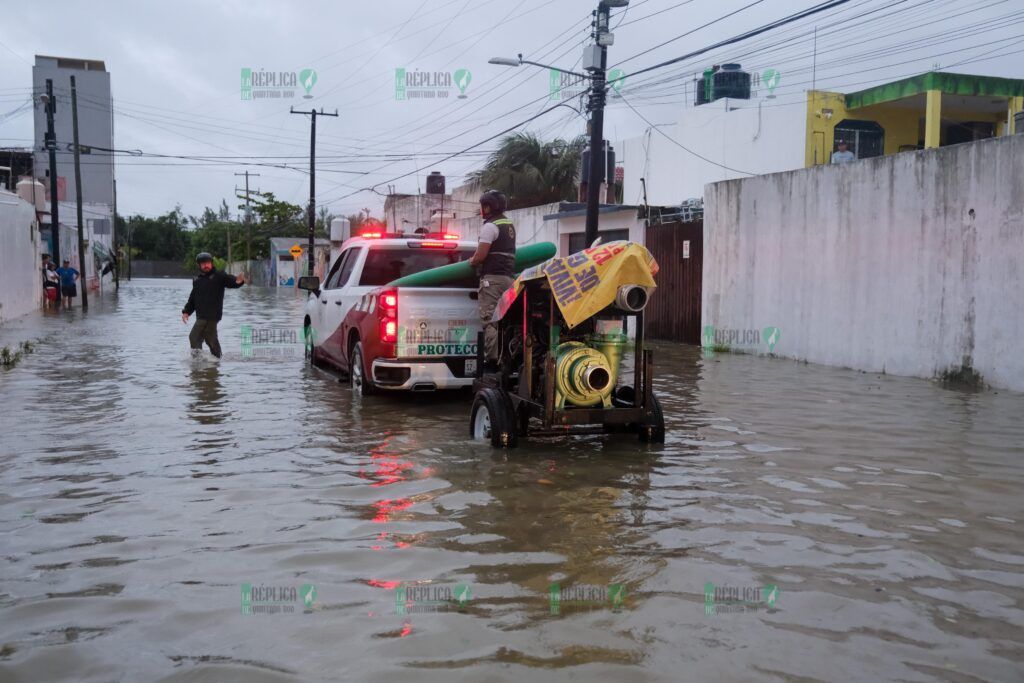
[{"left": 378, "top": 288, "right": 398, "bottom": 343}]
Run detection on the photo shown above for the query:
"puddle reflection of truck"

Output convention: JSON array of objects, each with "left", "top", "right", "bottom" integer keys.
[{"left": 299, "top": 232, "right": 482, "bottom": 394}]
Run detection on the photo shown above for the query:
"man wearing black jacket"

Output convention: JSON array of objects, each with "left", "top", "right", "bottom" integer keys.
[{"left": 181, "top": 252, "right": 245, "bottom": 358}]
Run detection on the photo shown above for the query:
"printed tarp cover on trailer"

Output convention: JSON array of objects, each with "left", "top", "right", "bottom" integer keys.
[{"left": 493, "top": 241, "right": 659, "bottom": 329}]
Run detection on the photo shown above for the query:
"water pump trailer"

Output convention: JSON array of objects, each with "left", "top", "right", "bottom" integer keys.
[{"left": 469, "top": 241, "right": 665, "bottom": 447}]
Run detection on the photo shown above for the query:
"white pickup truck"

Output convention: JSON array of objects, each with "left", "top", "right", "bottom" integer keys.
[{"left": 300, "top": 232, "right": 482, "bottom": 394}]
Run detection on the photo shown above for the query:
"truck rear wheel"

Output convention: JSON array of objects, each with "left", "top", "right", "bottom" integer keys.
[
  {"left": 470, "top": 388, "right": 518, "bottom": 448},
  {"left": 350, "top": 341, "right": 377, "bottom": 396}
]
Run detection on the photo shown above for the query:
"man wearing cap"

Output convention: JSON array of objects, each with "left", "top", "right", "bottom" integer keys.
[
  {"left": 181, "top": 252, "right": 246, "bottom": 358},
  {"left": 468, "top": 190, "right": 516, "bottom": 368},
  {"left": 55, "top": 259, "right": 80, "bottom": 308},
  {"left": 831, "top": 140, "right": 855, "bottom": 164}
]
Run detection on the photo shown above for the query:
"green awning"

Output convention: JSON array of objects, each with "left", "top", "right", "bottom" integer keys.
[{"left": 845, "top": 71, "right": 1024, "bottom": 109}]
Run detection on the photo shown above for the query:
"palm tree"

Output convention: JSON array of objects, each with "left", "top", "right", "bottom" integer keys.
[{"left": 470, "top": 132, "right": 586, "bottom": 210}]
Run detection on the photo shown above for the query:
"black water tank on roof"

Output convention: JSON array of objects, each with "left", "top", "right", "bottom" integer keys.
[{"left": 712, "top": 63, "right": 751, "bottom": 100}]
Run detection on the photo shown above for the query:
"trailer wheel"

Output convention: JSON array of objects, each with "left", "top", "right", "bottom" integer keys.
[
  {"left": 638, "top": 392, "right": 665, "bottom": 444},
  {"left": 470, "top": 388, "right": 518, "bottom": 448}
]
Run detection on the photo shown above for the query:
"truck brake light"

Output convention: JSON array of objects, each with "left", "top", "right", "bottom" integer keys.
[{"left": 378, "top": 288, "right": 398, "bottom": 343}]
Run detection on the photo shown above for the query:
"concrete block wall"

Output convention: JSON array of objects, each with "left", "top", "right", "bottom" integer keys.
[
  {"left": 703, "top": 134, "right": 1024, "bottom": 392},
  {"left": 0, "top": 191, "right": 42, "bottom": 324}
]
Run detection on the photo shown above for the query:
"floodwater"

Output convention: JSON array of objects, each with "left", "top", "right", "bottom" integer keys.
[{"left": 1, "top": 279, "right": 1023, "bottom": 682}]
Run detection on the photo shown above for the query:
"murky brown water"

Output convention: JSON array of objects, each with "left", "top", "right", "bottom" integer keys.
[{"left": 1, "top": 279, "right": 1022, "bottom": 682}]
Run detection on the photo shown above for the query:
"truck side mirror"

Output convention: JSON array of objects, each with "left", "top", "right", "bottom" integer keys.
[{"left": 298, "top": 276, "right": 320, "bottom": 295}]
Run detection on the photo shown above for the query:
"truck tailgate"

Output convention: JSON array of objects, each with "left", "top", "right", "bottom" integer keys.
[{"left": 396, "top": 287, "right": 481, "bottom": 358}]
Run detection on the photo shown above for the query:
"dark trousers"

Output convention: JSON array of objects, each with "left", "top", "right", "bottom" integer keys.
[{"left": 189, "top": 319, "right": 222, "bottom": 357}]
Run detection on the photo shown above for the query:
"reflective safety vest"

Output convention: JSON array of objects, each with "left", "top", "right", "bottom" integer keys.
[{"left": 482, "top": 215, "right": 516, "bottom": 277}]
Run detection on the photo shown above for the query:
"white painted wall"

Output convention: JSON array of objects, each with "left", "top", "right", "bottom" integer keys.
[
  {"left": 618, "top": 96, "right": 806, "bottom": 207},
  {"left": 0, "top": 191, "right": 42, "bottom": 323},
  {"left": 704, "top": 134, "right": 1024, "bottom": 392}
]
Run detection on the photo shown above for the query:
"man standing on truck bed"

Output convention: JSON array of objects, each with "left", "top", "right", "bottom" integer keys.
[
  {"left": 469, "top": 190, "right": 516, "bottom": 369},
  {"left": 181, "top": 252, "right": 245, "bottom": 358}
]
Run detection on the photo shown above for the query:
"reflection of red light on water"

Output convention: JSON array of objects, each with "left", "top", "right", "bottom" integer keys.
[
  {"left": 400, "top": 622, "right": 413, "bottom": 637},
  {"left": 372, "top": 498, "right": 412, "bottom": 523},
  {"left": 367, "top": 579, "right": 401, "bottom": 589}
]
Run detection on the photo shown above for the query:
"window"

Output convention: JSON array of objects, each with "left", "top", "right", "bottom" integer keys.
[
  {"left": 359, "top": 247, "right": 474, "bottom": 287},
  {"left": 336, "top": 248, "right": 361, "bottom": 288},
  {"left": 323, "top": 249, "right": 354, "bottom": 289},
  {"left": 568, "top": 229, "right": 629, "bottom": 254},
  {"left": 833, "top": 119, "right": 884, "bottom": 159}
]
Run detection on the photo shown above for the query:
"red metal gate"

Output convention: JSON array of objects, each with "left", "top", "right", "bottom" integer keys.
[{"left": 645, "top": 220, "right": 703, "bottom": 344}]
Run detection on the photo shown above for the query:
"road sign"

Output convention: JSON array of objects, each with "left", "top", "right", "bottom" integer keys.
[{"left": 289, "top": 244, "right": 303, "bottom": 257}]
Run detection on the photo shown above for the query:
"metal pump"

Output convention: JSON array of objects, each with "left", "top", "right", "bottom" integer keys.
[{"left": 553, "top": 330, "right": 627, "bottom": 409}]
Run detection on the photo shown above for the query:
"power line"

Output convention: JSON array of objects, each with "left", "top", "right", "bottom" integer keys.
[{"left": 617, "top": 90, "right": 755, "bottom": 176}]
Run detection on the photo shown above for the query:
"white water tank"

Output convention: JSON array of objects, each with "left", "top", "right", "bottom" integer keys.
[
  {"left": 16, "top": 178, "right": 46, "bottom": 211},
  {"left": 330, "top": 217, "right": 350, "bottom": 242}
]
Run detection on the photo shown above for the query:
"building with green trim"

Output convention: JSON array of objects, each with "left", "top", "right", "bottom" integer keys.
[{"left": 805, "top": 71, "right": 1024, "bottom": 166}]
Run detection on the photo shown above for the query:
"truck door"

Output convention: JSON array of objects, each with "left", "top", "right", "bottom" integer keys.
[{"left": 319, "top": 247, "right": 361, "bottom": 362}]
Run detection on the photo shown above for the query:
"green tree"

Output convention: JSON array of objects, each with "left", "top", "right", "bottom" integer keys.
[
  {"left": 125, "top": 208, "right": 191, "bottom": 261},
  {"left": 470, "top": 132, "right": 586, "bottom": 210}
]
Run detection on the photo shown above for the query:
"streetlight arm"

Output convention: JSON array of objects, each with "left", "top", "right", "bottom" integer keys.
[
  {"left": 521, "top": 60, "right": 589, "bottom": 80},
  {"left": 488, "top": 54, "right": 589, "bottom": 80}
]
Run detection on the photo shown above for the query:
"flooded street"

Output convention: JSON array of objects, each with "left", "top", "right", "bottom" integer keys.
[{"left": 1, "top": 280, "right": 1023, "bottom": 682}]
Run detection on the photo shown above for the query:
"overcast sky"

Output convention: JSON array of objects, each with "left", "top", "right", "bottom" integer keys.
[{"left": 1, "top": 0, "right": 1020, "bottom": 220}]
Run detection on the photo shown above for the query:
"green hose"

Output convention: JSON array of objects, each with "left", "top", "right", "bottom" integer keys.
[{"left": 388, "top": 242, "right": 556, "bottom": 287}]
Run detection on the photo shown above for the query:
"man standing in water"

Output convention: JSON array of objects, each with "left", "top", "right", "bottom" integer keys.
[{"left": 181, "top": 252, "right": 245, "bottom": 358}]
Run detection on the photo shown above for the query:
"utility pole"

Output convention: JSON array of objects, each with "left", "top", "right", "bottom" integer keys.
[
  {"left": 290, "top": 106, "right": 338, "bottom": 277},
  {"left": 387, "top": 185, "right": 398, "bottom": 231},
  {"left": 487, "top": 0, "right": 626, "bottom": 247},
  {"left": 112, "top": 178, "right": 119, "bottom": 291},
  {"left": 70, "top": 76, "right": 88, "bottom": 310},
  {"left": 584, "top": 1, "right": 619, "bottom": 247},
  {"left": 235, "top": 171, "right": 260, "bottom": 266},
  {"left": 43, "top": 79, "right": 61, "bottom": 308},
  {"left": 126, "top": 217, "right": 132, "bottom": 280}
]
